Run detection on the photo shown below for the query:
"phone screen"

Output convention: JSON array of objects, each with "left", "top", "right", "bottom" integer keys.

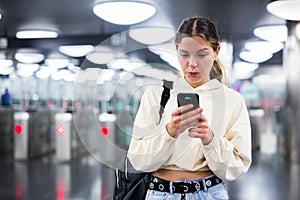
[{"left": 177, "top": 93, "right": 200, "bottom": 114}]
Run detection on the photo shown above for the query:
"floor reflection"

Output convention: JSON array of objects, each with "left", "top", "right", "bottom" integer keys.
[{"left": 0, "top": 150, "right": 299, "bottom": 200}]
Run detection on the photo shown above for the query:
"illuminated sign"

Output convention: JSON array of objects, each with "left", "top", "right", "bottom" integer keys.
[
  {"left": 75, "top": 102, "right": 82, "bottom": 109},
  {"left": 15, "top": 124, "right": 23, "bottom": 134},
  {"left": 63, "top": 102, "right": 68, "bottom": 108},
  {"left": 56, "top": 125, "right": 65, "bottom": 135},
  {"left": 100, "top": 126, "right": 110, "bottom": 136}
]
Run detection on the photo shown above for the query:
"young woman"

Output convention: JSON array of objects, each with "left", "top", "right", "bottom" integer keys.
[{"left": 128, "top": 16, "right": 252, "bottom": 200}]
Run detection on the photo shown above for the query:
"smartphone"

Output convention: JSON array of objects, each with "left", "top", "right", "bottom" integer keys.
[{"left": 177, "top": 93, "right": 200, "bottom": 114}]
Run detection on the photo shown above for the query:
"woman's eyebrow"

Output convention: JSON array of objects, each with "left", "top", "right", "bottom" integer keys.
[{"left": 178, "top": 48, "right": 209, "bottom": 53}]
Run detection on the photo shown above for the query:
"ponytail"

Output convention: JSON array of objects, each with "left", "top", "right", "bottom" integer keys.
[{"left": 210, "top": 59, "right": 226, "bottom": 83}]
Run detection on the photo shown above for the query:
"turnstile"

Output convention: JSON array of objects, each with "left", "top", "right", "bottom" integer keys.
[
  {"left": 55, "top": 112, "right": 87, "bottom": 162},
  {"left": 98, "top": 112, "right": 125, "bottom": 169},
  {"left": 14, "top": 112, "right": 30, "bottom": 160},
  {"left": 14, "top": 110, "right": 54, "bottom": 160},
  {"left": 55, "top": 113, "right": 73, "bottom": 162}
]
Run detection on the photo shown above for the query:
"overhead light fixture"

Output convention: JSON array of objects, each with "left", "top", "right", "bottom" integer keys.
[
  {"left": 59, "top": 45, "right": 94, "bottom": 57},
  {"left": 148, "top": 42, "right": 181, "bottom": 70},
  {"left": 15, "top": 52, "right": 45, "bottom": 64},
  {"left": 239, "top": 51, "right": 273, "bottom": 63},
  {"left": 253, "top": 25, "right": 287, "bottom": 42},
  {"left": 148, "top": 42, "right": 177, "bottom": 55},
  {"left": 0, "top": 66, "right": 14, "bottom": 75},
  {"left": 267, "top": 0, "right": 300, "bottom": 21},
  {"left": 0, "top": 59, "right": 13, "bottom": 68},
  {"left": 35, "top": 65, "right": 57, "bottom": 79},
  {"left": 86, "top": 46, "right": 115, "bottom": 64},
  {"left": 16, "top": 63, "right": 40, "bottom": 77},
  {"left": 59, "top": 69, "right": 76, "bottom": 82},
  {"left": 109, "top": 58, "right": 129, "bottom": 69},
  {"left": 93, "top": 1, "right": 156, "bottom": 25},
  {"left": 0, "top": 13, "right": 2, "bottom": 20},
  {"left": 244, "top": 41, "right": 284, "bottom": 54},
  {"left": 16, "top": 30, "right": 58, "bottom": 39},
  {"left": 45, "top": 58, "right": 70, "bottom": 69},
  {"left": 129, "top": 27, "right": 175, "bottom": 45},
  {"left": 17, "top": 63, "right": 40, "bottom": 72}
]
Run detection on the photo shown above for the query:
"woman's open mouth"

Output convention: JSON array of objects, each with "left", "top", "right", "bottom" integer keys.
[{"left": 188, "top": 72, "right": 199, "bottom": 77}]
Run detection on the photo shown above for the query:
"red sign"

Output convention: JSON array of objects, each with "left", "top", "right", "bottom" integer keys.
[
  {"left": 15, "top": 124, "right": 23, "bottom": 134},
  {"left": 101, "top": 126, "right": 110, "bottom": 136},
  {"left": 56, "top": 125, "right": 65, "bottom": 135}
]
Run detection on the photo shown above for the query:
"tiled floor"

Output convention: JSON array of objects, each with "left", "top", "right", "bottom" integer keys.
[
  {"left": 226, "top": 151, "right": 300, "bottom": 200},
  {"left": 0, "top": 150, "right": 299, "bottom": 200}
]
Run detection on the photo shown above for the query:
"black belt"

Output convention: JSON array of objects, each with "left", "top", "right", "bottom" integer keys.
[{"left": 148, "top": 175, "right": 222, "bottom": 194}]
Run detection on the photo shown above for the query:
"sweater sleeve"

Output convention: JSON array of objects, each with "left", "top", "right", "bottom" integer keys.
[
  {"left": 127, "top": 85, "right": 177, "bottom": 172},
  {"left": 202, "top": 95, "right": 252, "bottom": 181}
]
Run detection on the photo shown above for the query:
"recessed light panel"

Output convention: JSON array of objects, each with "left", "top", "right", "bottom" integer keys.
[
  {"left": 15, "top": 52, "right": 45, "bottom": 64},
  {"left": 59, "top": 45, "right": 94, "bottom": 57},
  {"left": 253, "top": 25, "right": 287, "bottom": 42},
  {"left": 244, "top": 41, "right": 284, "bottom": 54},
  {"left": 239, "top": 51, "right": 273, "bottom": 63},
  {"left": 129, "top": 27, "right": 175, "bottom": 45},
  {"left": 0, "top": 59, "right": 13, "bottom": 68},
  {"left": 93, "top": 1, "right": 156, "bottom": 25},
  {"left": 267, "top": 0, "right": 300, "bottom": 21},
  {"left": 16, "top": 30, "right": 58, "bottom": 39}
]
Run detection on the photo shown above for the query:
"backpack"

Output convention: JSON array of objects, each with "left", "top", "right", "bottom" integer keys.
[{"left": 113, "top": 79, "right": 173, "bottom": 200}]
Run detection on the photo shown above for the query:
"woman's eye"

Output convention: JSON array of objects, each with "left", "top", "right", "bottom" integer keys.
[
  {"left": 180, "top": 54, "right": 189, "bottom": 58},
  {"left": 197, "top": 53, "right": 207, "bottom": 57}
]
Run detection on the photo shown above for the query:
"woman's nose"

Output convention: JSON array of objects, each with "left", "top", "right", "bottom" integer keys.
[{"left": 188, "top": 57, "right": 197, "bottom": 67}]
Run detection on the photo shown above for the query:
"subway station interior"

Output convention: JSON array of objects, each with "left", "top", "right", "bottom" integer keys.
[{"left": 0, "top": 0, "right": 300, "bottom": 199}]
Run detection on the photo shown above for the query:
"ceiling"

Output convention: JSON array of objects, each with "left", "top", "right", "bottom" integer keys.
[{"left": 0, "top": 0, "right": 286, "bottom": 69}]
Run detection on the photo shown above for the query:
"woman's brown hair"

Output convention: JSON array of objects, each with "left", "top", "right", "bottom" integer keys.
[{"left": 175, "top": 16, "right": 225, "bottom": 83}]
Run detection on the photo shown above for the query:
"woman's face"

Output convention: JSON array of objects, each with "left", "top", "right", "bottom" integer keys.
[{"left": 177, "top": 36, "right": 220, "bottom": 88}]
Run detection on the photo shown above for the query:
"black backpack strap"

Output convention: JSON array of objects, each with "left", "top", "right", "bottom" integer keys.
[{"left": 159, "top": 79, "right": 173, "bottom": 122}]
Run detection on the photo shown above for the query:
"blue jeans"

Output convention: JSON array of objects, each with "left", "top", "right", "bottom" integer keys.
[{"left": 145, "top": 177, "right": 229, "bottom": 200}]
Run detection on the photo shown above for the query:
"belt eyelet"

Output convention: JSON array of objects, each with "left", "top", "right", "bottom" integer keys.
[
  {"left": 159, "top": 184, "right": 164, "bottom": 191},
  {"left": 195, "top": 182, "right": 201, "bottom": 191},
  {"left": 206, "top": 180, "right": 212, "bottom": 187},
  {"left": 172, "top": 186, "right": 175, "bottom": 192},
  {"left": 183, "top": 185, "right": 188, "bottom": 192},
  {"left": 149, "top": 183, "right": 154, "bottom": 189}
]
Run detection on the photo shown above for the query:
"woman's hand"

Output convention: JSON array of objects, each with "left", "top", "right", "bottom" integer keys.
[
  {"left": 187, "top": 110, "right": 214, "bottom": 145},
  {"left": 166, "top": 104, "right": 201, "bottom": 138}
]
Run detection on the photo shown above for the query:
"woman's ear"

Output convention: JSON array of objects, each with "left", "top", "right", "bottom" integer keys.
[{"left": 214, "top": 45, "right": 221, "bottom": 60}]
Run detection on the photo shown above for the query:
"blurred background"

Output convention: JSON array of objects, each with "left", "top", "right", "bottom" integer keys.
[{"left": 0, "top": 0, "right": 300, "bottom": 199}]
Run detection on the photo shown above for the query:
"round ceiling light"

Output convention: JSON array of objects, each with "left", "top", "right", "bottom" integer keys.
[
  {"left": 129, "top": 27, "right": 175, "bottom": 45},
  {"left": 86, "top": 46, "right": 115, "bottom": 64},
  {"left": 16, "top": 30, "right": 58, "bottom": 39},
  {"left": 0, "top": 59, "right": 13, "bottom": 68},
  {"left": 244, "top": 41, "right": 284, "bottom": 54},
  {"left": 239, "top": 50, "right": 273, "bottom": 63},
  {"left": 59, "top": 45, "right": 94, "bottom": 57},
  {"left": 93, "top": 1, "right": 156, "bottom": 25},
  {"left": 267, "top": 0, "right": 300, "bottom": 21},
  {"left": 15, "top": 52, "right": 45, "bottom": 64},
  {"left": 253, "top": 25, "right": 287, "bottom": 42}
]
